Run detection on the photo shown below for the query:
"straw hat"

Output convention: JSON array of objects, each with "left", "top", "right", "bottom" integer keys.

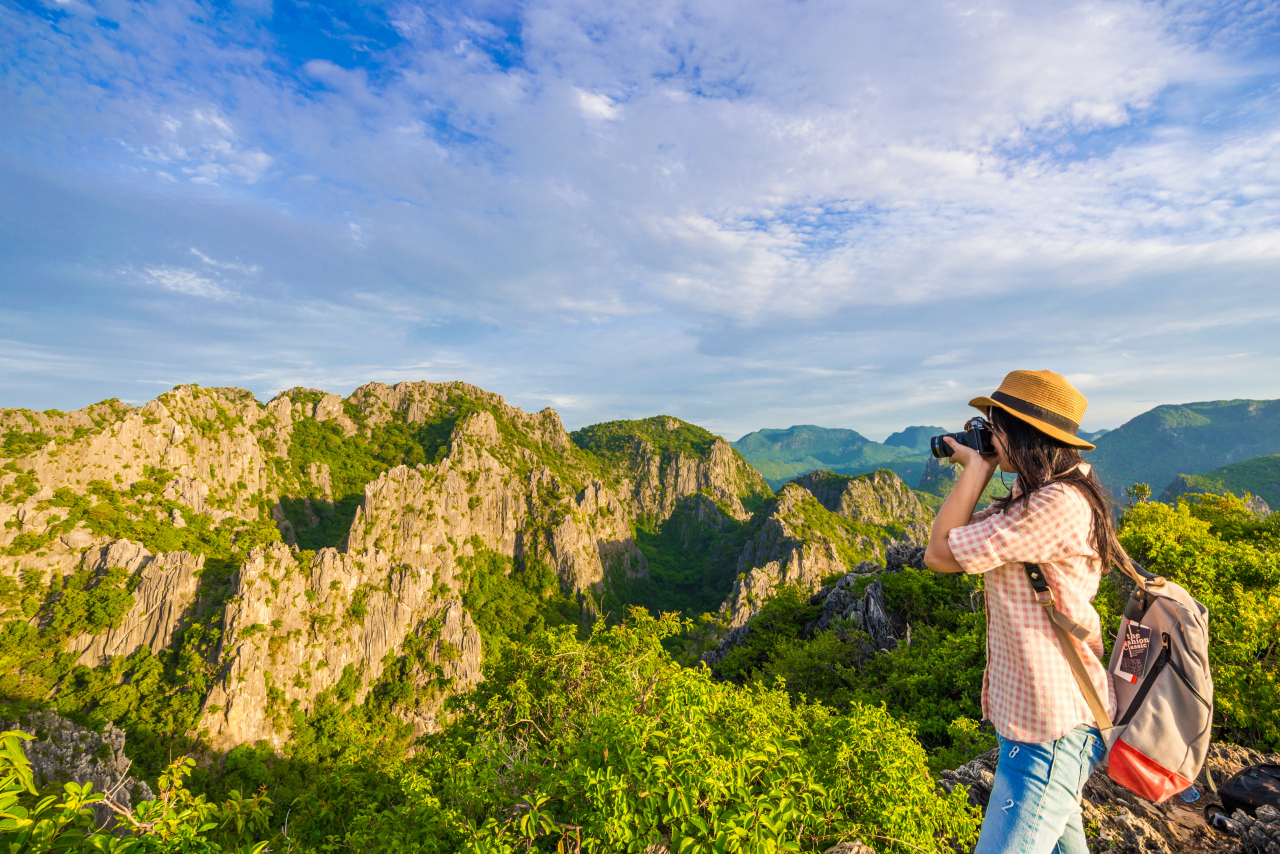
[{"left": 969, "top": 370, "right": 1095, "bottom": 451}]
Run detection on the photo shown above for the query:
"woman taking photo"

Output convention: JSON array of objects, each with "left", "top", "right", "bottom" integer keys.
[{"left": 924, "top": 370, "right": 1121, "bottom": 854}]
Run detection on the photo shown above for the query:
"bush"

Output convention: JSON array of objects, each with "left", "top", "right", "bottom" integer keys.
[{"left": 291, "top": 610, "right": 982, "bottom": 854}]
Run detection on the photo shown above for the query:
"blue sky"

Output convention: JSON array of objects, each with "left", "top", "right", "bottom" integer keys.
[{"left": 3, "top": 0, "right": 1280, "bottom": 440}]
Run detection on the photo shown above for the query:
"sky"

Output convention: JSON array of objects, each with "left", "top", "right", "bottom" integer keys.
[{"left": 3, "top": 0, "right": 1280, "bottom": 441}]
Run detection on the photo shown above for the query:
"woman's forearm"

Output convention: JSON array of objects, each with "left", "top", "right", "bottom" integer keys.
[{"left": 924, "top": 458, "right": 998, "bottom": 573}]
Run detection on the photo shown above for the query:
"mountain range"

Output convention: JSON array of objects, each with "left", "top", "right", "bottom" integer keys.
[
  {"left": 730, "top": 424, "right": 946, "bottom": 490},
  {"left": 732, "top": 397, "right": 1280, "bottom": 506},
  {"left": 0, "top": 383, "right": 928, "bottom": 756}
]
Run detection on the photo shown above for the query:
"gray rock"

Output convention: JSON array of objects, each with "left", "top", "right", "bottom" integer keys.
[
  {"left": 822, "top": 841, "right": 875, "bottom": 854},
  {"left": 69, "top": 545, "right": 203, "bottom": 668},
  {"left": 3, "top": 709, "right": 153, "bottom": 829}
]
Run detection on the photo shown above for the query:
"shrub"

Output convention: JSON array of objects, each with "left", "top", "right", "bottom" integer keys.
[{"left": 291, "top": 610, "right": 982, "bottom": 854}]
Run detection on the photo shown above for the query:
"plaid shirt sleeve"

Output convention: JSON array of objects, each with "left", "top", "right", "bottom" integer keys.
[{"left": 948, "top": 484, "right": 1097, "bottom": 575}]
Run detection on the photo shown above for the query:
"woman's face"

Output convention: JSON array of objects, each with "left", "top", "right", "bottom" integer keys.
[{"left": 988, "top": 412, "right": 1016, "bottom": 473}]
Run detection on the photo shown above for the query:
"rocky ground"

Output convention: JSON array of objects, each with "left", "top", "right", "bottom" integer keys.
[{"left": 942, "top": 743, "right": 1280, "bottom": 854}]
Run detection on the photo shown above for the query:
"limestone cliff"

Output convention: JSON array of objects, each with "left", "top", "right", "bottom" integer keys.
[
  {"left": 718, "top": 470, "right": 926, "bottom": 629},
  {"left": 70, "top": 542, "right": 203, "bottom": 668},
  {"left": 794, "top": 469, "right": 931, "bottom": 542},
  {"left": 1, "top": 381, "right": 771, "bottom": 753},
  {"left": 198, "top": 541, "right": 483, "bottom": 750}
]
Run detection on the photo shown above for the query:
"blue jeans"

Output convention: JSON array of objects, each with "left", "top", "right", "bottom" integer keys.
[{"left": 973, "top": 725, "right": 1108, "bottom": 854}]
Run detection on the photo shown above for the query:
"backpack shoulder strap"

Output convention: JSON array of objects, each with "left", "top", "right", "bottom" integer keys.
[{"left": 1024, "top": 562, "right": 1114, "bottom": 731}]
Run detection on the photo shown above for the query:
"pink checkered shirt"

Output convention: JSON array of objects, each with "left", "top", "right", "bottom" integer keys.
[{"left": 948, "top": 479, "right": 1117, "bottom": 744}]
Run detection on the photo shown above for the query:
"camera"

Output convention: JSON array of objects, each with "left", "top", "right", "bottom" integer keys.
[{"left": 930, "top": 419, "right": 995, "bottom": 459}]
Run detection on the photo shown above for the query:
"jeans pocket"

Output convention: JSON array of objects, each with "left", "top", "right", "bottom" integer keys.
[{"left": 1078, "top": 731, "right": 1105, "bottom": 796}]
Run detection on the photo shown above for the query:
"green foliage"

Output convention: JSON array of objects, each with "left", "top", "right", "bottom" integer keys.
[
  {"left": 280, "top": 408, "right": 468, "bottom": 549},
  {"left": 619, "top": 497, "right": 757, "bottom": 618},
  {"left": 1, "top": 429, "right": 51, "bottom": 459},
  {"left": 1161, "top": 454, "right": 1280, "bottom": 509},
  {"left": 0, "top": 479, "right": 279, "bottom": 781},
  {"left": 711, "top": 569, "right": 988, "bottom": 754},
  {"left": 571, "top": 416, "right": 721, "bottom": 469},
  {"left": 0, "top": 730, "right": 270, "bottom": 853},
  {"left": 458, "top": 543, "right": 580, "bottom": 658},
  {"left": 289, "top": 611, "right": 981, "bottom": 854},
  {"left": 926, "top": 718, "right": 998, "bottom": 777},
  {"left": 1116, "top": 492, "right": 1280, "bottom": 748},
  {"left": 45, "top": 567, "right": 134, "bottom": 636}
]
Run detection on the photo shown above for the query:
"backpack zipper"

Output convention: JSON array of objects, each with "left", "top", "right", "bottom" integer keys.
[
  {"left": 1118, "top": 632, "right": 1171, "bottom": 727},
  {"left": 1167, "top": 657, "right": 1212, "bottom": 709}
]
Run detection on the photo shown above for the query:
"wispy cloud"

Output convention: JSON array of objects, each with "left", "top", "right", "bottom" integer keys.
[
  {"left": 141, "top": 267, "right": 233, "bottom": 300},
  {"left": 0, "top": 0, "right": 1278, "bottom": 437}
]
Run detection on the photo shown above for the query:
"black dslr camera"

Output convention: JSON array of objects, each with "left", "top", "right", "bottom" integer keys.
[{"left": 930, "top": 418, "right": 995, "bottom": 459}]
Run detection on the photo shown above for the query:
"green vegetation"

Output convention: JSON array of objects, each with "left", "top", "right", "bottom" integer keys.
[
  {"left": 709, "top": 568, "right": 988, "bottom": 763},
  {"left": 1160, "top": 454, "right": 1280, "bottom": 509},
  {"left": 283, "top": 611, "right": 981, "bottom": 854},
  {"left": 571, "top": 415, "right": 720, "bottom": 467},
  {"left": 1086, "top": 398, "right": 1280, "bottom": 497},
  {"left": 609, "top": 495, "right": 757, "bottom": 618},
  {"left": 0, "top": 731, "right": 270, "bottom": 853},
  {"left": 280, "top": 410, "right": 464, "bottom": 549},
  {"left": 458, "top": 541, "right": 580, "bottom": 657},
  {"left": 0, "top": 474, "right": 282, "bottom": 781}
]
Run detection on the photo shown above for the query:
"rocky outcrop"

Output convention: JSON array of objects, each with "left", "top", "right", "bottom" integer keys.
[
  {"left": 4, "top": 709, "right": 154, "bottom": 828},
  {"left": 0, "top": 386, "right": 288, "bottom": 526},
  {"left": 941, "top": 742, "right": 1272, "bottom": 854},
  {"left": 918, "top": 455, "right": 959, "bottom": 494},
  {"left": 718, "top": 485, "right": 851, "bottom": 630},
  {"left": 716, "top": 475, "right": 924, "bottom": 630},
  {"left": 705, "top": 543, "right": 925, "bottom": 668},
  {"left": 70, "top": 542, "right": 203, "bottom": 667},
  {"left": 795, "top": 470, "right": 932, "bottom": 541},
  {"left": 627, "top": 435, "right": 764, "bottom": 523},
  {"left": 3, "top": 380, "right": 777, "bottom": 753},
  {"left": 1234, "top": 805, "right": 1280, "bottom": 854},
  {"left": 198, "top": 541, "right": 484, "bottom": 750}
]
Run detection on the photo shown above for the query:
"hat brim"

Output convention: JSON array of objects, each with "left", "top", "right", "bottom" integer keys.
[{"left": 969, "top": 396, "right": 1096, "bottom": 451}]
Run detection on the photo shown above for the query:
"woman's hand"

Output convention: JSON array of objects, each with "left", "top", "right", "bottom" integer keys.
[
  {"left": 943, "top": 435, "right": 995, "bottom": 472},
  {"left": 925, "top": 439, "right": 999, "bottom": 573}
]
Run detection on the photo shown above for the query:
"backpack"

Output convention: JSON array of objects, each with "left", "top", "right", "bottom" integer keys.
[
  {"left": 1218, "top": 765, "right": 1280, "bottom": 817},
  {"left": 1024, "top": 560, "right": 1213, "bottom": 803}
]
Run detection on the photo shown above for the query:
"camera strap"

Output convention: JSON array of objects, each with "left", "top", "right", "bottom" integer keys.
[{"left": 1023, "top": 562, "right": 1115, "bottom": 731}]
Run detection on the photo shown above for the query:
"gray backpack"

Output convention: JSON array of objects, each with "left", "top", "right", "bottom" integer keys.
[{"left": 1025, "top": 561, "right": 1214, "bottom": 803}]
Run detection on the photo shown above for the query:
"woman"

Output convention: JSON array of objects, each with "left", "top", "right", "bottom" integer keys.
[{"left": 924, "top": 369, "right": 1122, "bottom": 854}]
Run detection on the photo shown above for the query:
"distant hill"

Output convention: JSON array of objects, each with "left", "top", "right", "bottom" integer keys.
[
  {"left": 1160, "top": 454, "right": 1280, "bottom": 511},
  {"left": 1085, "top": 399, "right": 1280, "bottom": 497},
  {"left": 884, "top": 425, "right": 949, "bottom": 454},
  {"left": 731, "top": 425, "right": 942, "bottom": 490}
]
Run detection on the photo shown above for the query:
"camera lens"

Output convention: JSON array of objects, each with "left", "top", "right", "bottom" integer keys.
[{"left": 930, "top": 435, "right": 954, "bottom": 458}]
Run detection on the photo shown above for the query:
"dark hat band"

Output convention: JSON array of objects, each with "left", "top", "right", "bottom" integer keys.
[{"left": 991, "top": 391, "right": 1080, "bottom": 436}]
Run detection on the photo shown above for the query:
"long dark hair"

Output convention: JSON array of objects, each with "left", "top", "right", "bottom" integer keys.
[{"left": 988, "top": 407, "right": 1127, "bottom": 573}]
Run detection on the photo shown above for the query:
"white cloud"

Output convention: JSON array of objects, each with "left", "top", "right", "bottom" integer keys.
[
  {"left": 923, "top": 350, "right": 970, "bottom": 367},
  {"left": 3, "top": 0, "right": 1280, "bottom": 435},
  {"left": 141, "top": 266, "right": 233, "bottom": 299},
  {"left": 575, "top": 89, "right": 620, "bottom": 122}
]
